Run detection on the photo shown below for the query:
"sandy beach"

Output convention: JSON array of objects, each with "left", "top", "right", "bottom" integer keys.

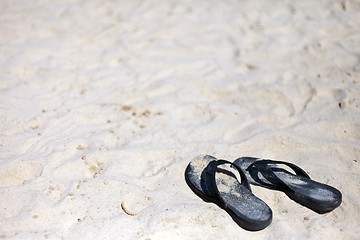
[{"left": 1, "top": 0, "right": 360, "bottom": 239}]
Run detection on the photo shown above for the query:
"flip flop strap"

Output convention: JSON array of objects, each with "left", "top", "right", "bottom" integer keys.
[
  {"left": 204, "top": 160, "right": 251, "bottom": 199},
  {"left": 246, "top": 160, "right": 311, "bottom": 192}
]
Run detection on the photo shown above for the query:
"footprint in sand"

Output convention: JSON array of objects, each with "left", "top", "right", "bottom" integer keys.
[
  {"left": 0, "top": 161, "right": 43, "bottom": 187},
  {"left": 332, "top": 89, "right": 347, "bottom": 102},
  {"left": 120, "top": 191, "right": 154, "bottom": 217}
]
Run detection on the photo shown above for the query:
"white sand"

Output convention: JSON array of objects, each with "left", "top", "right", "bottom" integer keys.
[{"left": 1, "top": 0, "right": 360, "bottom": 239}]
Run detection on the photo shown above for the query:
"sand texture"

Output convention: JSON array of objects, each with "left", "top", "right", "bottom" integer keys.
[{"left": 1, "top": 0, "right": 360, "bottom": 239}]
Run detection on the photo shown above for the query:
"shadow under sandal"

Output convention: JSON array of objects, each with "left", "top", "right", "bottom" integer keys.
[
  {"left": 233, "top": 157, "right": 342, "bottom": 214},
  {"left": 185, "top": 155, "right": 272, "bottom": 231}
]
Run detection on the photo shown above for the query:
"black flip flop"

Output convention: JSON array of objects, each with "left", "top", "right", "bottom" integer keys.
[
  {"left": 185, "top": 155, "right": 272, "bottom": 231},
  {"left": 233, "top": 157, "right": 342, "bottom": 213}
]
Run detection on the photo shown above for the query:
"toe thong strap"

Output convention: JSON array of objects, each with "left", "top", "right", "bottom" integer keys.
[
  {"left": 246, "top": 159, "right": 311, "bottom": 192},
  {"left": 204, "top": 159, "right": 251, "bottom": 199}
]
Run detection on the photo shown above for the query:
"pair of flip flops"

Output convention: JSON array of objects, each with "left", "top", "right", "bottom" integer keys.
[{"left": 184, "top": 155, "right": 342, "bottom": 231}]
